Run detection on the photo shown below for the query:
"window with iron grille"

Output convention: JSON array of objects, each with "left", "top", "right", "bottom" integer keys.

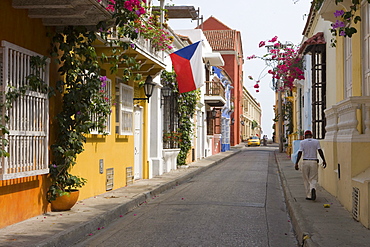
[
  {"left": 0, "top": 41, "right": 49, "bottom": 180},
  {"left": 206, "top": 111, "right": 214, "bottom": 135},
  {"left": 90, "top": 78, "right": 112, "bottom": 135},
  {"left": 310, "top": 44, "right": 326, "bottom": 139},
  {"left": 163, "top": 93, "right": 179, "bottom": 149}
]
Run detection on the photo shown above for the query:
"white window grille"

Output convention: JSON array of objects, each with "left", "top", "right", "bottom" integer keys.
[
  {"left": 0, "top": 41, "right": 49, "bottom": 180},
  {"left": 362, "top": 1, "right": 370, "bottom": 96},
  {"left": 344, "top": 37, "right": 352, "bottom": 99},
  {"left": 117, "top": 81, "right": 133, "bottom": 135},
  {"left": 90, "top": 78, "right": 112, "bottom": 135}
]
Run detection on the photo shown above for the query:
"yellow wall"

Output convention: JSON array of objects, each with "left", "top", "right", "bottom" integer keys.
[
  {"left": 72, "top": 62, "right": 150, "bottom": 200},
  {"left": 312, "top": 2, "right": 370, "bottom": 229},
  {"left": 0, "top": 0, "right": 59, "bottom": 228},
  {"left": 319, "top": 141, "right": 338, "bottom": 196}
]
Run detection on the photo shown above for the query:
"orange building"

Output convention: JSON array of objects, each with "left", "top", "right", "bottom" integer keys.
[{"left": 201, "top": 17, "right": 244, "bottom": 146}]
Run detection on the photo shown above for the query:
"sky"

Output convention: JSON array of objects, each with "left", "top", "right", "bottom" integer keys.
[{"left": 153, "top": 0, "right": 312, "bottom": 138}]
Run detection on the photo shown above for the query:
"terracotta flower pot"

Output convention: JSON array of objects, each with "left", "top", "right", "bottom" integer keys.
[{"left": 51, "top": 190, "right": 79, "bottom": 211}]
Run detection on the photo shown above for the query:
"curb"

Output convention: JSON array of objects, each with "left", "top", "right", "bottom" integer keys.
[{"left": 274, "top": 150, "right": 317, "bottom": 247}]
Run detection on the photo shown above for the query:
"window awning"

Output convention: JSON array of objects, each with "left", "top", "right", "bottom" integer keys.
[
  {"left": 204, "top": 53, "right": 224, "bottom": 66},
  {"left": 299, "top": 32, "right": 326, "bottom": 55}
]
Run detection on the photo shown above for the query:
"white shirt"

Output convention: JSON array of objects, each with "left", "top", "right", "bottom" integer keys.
[{"left": 298, "top": 138, "right": 321, "bottom": 159}]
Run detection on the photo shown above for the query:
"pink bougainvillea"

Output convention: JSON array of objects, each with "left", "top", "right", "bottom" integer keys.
[
  {"left": 247, "top": 36, "right": 304, "bottom": 92},
  {"left": 99, "top": 0, "right": 147, "bottom": 16}
]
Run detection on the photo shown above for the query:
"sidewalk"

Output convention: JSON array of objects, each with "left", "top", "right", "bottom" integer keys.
[
  {"left": 1, "top": 144, "right": 369, "bottom": 247},
  {"left": 0, "top": 145, "right": 243, "bottom": 247},
  {"left": 275, "top": 150, "right": 370, "bottom": 247}
]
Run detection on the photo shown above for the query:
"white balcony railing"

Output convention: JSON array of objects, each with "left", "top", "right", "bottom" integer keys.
[{"left": 107, "top": 27, "right": 164, "bottom": 63}]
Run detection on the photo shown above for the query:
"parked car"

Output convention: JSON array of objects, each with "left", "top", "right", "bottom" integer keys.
[{"left": 247, "top": 136, "right": 260, "bottom": 147}]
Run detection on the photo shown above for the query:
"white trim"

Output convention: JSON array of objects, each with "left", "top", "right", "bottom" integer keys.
[
  {"left": 0, "top": 40, "right": 49, "bottom": 180},
  {"left": 344, "top": 37, "right": 352, "bottom": 98},
  {"left": 118, "top": 83, "right": 134, "bottom": 135}
]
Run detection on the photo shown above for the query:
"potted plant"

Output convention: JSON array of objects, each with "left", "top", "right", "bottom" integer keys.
[
  {"left": 48, "top": 168, "right": 87, "bottom": 211},
  {"left": 163, "top": 131, "right": 182, "bottom": 149}
]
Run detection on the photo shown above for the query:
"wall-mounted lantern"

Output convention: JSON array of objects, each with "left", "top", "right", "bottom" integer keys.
[
  {"left": 161, "top": 84, "right": 172, "bottom": 106},
  {"left": 133, "top": 75, "right": 155, "bottom": 103},
  {"left": 161, "top": 85, "right": 172, "bottom": 97},
  {"left": 211, "top": 108, "right": 217, "bottom": 119}
]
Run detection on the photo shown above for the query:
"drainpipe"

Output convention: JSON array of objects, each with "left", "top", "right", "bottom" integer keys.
[{"left": 278, "top": 87, "right": 283, "bottom": 153}]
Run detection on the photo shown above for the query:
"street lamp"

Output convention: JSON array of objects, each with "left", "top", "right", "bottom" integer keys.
[{"left": 133, "top": 75, "right": 155, "bottom": 103}]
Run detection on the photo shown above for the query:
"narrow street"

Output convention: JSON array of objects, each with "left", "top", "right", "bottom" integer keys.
[{"left": 74, "top": 146, "right": 298, "bottom": 247}]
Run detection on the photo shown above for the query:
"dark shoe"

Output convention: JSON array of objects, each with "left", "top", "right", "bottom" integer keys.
[
  {"left": 306, "top": 197, "right": 312, "bottom": 200},
  {"left": 311, "top": 188, "right": 316, "bottom": 201}
]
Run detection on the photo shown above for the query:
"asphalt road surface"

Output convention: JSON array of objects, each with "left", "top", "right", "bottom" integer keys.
[{"left": 74, "top": 146, "right": 297, "bottom": 247}]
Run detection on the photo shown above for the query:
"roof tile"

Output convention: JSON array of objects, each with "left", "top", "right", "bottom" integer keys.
[{"left": 203, "top": 30, "right": 237, "bottom": 51}]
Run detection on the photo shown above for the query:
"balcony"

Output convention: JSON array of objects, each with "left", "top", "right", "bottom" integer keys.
[
  {"left": 99, "top": 30, "right": 166, "bottom": 76},
  {"left": 324, "top": 96, "right": 370, "bottom": 142},
  {"left": 204, "top": 81, "right": 226, "bottom": 107},
  {"left": 12, "top": 0, "right": 112, "bottom": 28}
]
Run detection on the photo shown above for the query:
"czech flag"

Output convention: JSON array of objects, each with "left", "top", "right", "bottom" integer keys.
[{"left": 170, "top": 41, "right": 204, "bottom": 93}]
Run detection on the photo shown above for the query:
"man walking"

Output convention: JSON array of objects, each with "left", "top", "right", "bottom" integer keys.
[{"left": 295, "top": 130, "right": 327, "bottom": 200}]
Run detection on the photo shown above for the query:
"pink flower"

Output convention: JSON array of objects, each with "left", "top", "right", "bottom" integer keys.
[
  {"left": 259, "top": 41, "right": 266, "bottom": 48},
  {"left": 106, "top": 5, "right": 115, "bottom": 11},
  {"left": 268, "top": 36, "right": 278, "bottom": 42}
]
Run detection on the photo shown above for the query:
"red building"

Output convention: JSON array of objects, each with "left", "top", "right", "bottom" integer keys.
[{"left": 200, "top": 17, "right": 244, "bottom": 146}]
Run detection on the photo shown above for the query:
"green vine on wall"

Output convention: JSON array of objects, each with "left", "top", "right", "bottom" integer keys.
[
  {"left": 47, "top": 0, "right": 173, "bottom": 201},
  {"left": 161, "top": 70, "right": 199, "bottom": 166},
  {"left": 47, "top": 26, "right": 112, "bottom": 201},
  {"left": 177, "top": 90, "right": 199, "bottom": 166}
]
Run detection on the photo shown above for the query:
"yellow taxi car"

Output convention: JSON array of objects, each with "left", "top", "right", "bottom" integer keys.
[{"left": 247, "top": 136, "right": 261, "bottom": 147}]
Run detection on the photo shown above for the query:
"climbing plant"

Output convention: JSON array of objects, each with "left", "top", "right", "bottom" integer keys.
[
  {"left": 47, "top": 0, "right": 173, "bottom": 201},
  {"left": 177, "top": 90, "right": 200, "bottom": 166},
  {"left": 47, "top": 26, "right": 112, "bottom": 201},
  {"left": 161, "top": 70, "right": 199, "bottom": 166}
]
